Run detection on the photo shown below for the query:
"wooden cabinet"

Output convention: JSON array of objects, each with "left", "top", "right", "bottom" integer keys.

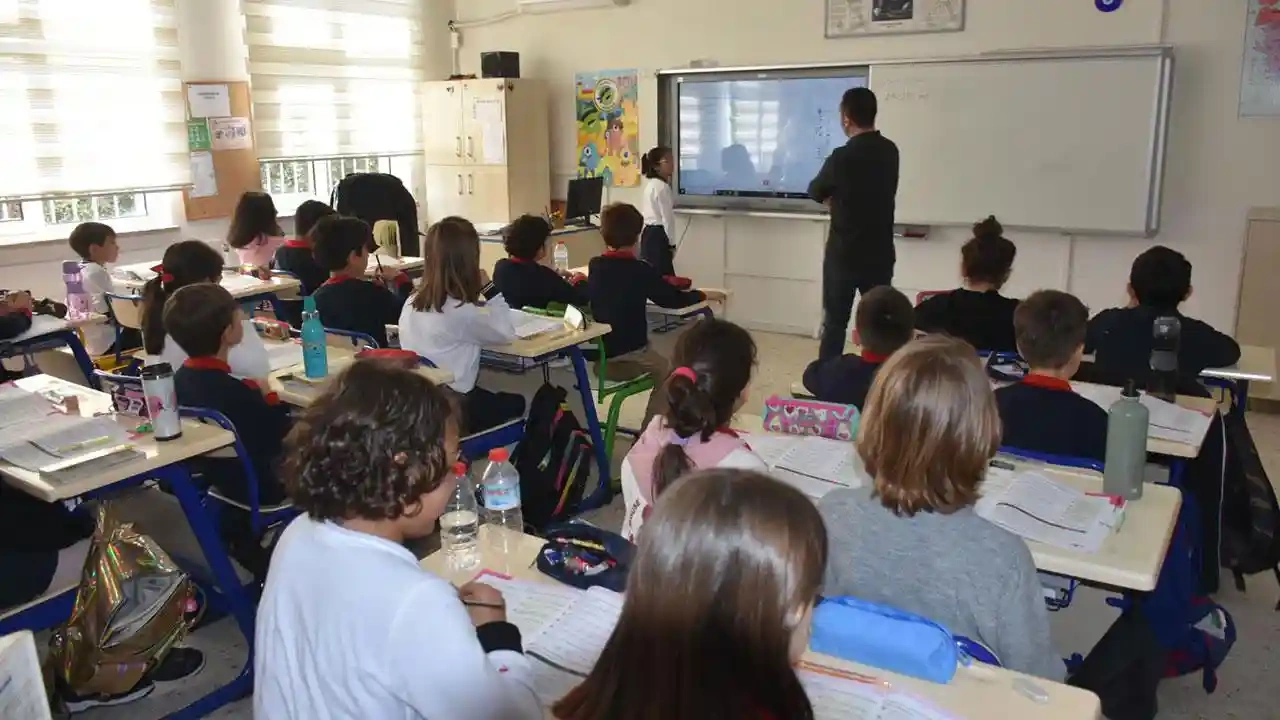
[
  {"left": 422, "top": 79, "right": 549, "bottom": 226},
  {"left": 1235, "top": 207, "right": 1280, "bottom": 400}
]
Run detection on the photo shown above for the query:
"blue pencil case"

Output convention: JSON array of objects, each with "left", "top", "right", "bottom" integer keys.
[
  {"left": 535, "top": 522, "right": 634, "bottom": 592},
  {"left": 810, "top": 595, "right": 959, "bottom": 683}
]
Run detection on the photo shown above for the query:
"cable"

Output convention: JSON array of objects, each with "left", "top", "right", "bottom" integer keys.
[{"left": 451, "top": 10, "right": 521, "bottom": 29}]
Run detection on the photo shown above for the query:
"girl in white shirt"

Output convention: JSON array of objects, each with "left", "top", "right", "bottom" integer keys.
[
  {"left": 399, "top": 216, "right": 526, "bottom": 434},
  {"left": 639, "top": 146, "right": 678, "bottom": 276},
  {"left": 140, "top": 240, "right": 270, "bottom": 378}
]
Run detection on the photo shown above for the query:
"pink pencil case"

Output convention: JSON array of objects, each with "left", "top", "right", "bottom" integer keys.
[{"left": 762, "top": 394, "right": 859, "bottom": 441}]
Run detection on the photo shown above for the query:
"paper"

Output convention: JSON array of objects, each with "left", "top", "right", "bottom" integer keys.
[
  {"left": 219, "top": 273, "right": 264, "bottom": 293},
  {"left": 473, "top": 572, "right": 582, "bottom": 637},
  {"left": 510, "top": 309, "right": 563, "bottom": 339},
  {"left": 189, "top": 151, "right": 217, "bottom": 198},
  {"left": 187, "top": 119, "right": 212, "bottom": 151},
  {"left": 799, "top": 664, "right": 957, "bottom": 720},
  {"left": 475, "top": 100, "right": 506, "bottom": 164},
  {"left": 976, "top": 470, "right": 1115, "bottom": 553},
  {"left": 0, "top": 414, "right": 132, "bottom": 472},
  {"left": 742, "top": 432, "right": 862, "bottom": 498},
  {"left": 210, "top": 117, "right": 252, "bottom": 150},
  {"left": 0, "top": 385, "right": 58, "bottom": 433},
  {"left": 186, "top": 83, "right": 231, "bottom": 118},
  {"left": 0, "top": 632, "right": 52, "bottom": 720},
  {"left": 1072, "top": 383, "right": 1213, "bottom": 446},
  {"left": 265, "top": 341, "right": 304, "bottom": 372}
]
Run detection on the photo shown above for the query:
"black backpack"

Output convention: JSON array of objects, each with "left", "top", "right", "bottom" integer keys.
[
  {"left": 331, "top": 172, "right": 421, "bottom": 256},
  {"left": 512, "top": 384, "right": 595, "bottom": 532},
  {"left": 1220, "top": 410, "right": 1280, "bottom": 607}
]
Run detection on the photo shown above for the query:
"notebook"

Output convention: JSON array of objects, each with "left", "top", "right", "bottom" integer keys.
[
  {"left": 0, "top": 631, "right": 52, "bottom": 720},
  {"left": 1071, "top": 383, "right": 1213, "bottom": 446},
  {"left": 509, "top": 309, "right": 564, "bottom": 339},
  {"left": 976, "top": 468, "right": 1120, "bottom": 553},
  {"left": 742, "top": 432, "right": 861, "bottom": 499}
]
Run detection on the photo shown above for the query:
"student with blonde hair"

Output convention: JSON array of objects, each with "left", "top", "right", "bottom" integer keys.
[{"left": 818, "top": 335, "right": 1062, "bottom": 680}]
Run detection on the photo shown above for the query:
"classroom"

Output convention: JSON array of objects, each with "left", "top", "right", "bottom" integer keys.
[{"left": 2, "top": 0, "right": 1279, "bottom": 718}]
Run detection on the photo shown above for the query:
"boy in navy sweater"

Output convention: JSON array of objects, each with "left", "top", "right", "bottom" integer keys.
[
  {"left": 273, "top": 200, "right": 336, "bottom": 327},
  {"left": 802, "top": 286, "right": 913, "bottom": 408},
  {"left": 587, "top": 203, "right": 723, "bottom": 424},
  {"left": 310, "top": 215, "right": 413, "bottom": 348},
  {"left": 1083, "top": 245, "right": 1239, "bottom": 396},
  {"left": 996, "top": 290, "right": 1108, "bottom": 462},
  {"left": 493, "top": 215, "right": 588, "bottom": 310}
]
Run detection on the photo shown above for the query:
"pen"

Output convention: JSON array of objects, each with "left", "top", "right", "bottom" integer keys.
[{"left": 461, "top": 600, "right": 505, "bottom": 610}]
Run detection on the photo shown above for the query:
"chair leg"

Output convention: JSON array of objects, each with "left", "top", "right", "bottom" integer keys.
[{"left": 604, "top": 394, "right": 627, "bottom": 469}]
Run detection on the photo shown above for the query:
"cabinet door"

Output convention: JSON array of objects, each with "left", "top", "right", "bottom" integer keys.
[
  {"left": 464, "top": 167, "right": 511, "bottom": 224},
  {"left": 423, "top": 83, "right": 465, "bottom": 166},
  {"left": 461, "top": 81, "right": 509, "bottom": 166},
  {"left": 423, "top": 166, "right": 468, "bottom": 225}
]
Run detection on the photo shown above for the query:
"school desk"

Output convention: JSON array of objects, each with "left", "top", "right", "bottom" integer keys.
[
  {"left": 113, "top": 263, "right": 302, "bottom": 307},
  {"left": 421, "top": 526, "right": 1102, "bottom": 720},
  {"left": 264, "top": 342, "right": 455, "bottom": 407},
  {"left": 0, "top": 375, "right": 254, "bottom": 717},
  {"left": 1, "top": 314, "right": 105, "bottom": 390},
  {"left": 366, "top": 254, "right": 425, "bottom": 277}
]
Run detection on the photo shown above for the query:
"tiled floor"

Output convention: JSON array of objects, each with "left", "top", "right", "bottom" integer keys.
[{"left": 76, "top": 327, "right": 1280, "bottom": 719}]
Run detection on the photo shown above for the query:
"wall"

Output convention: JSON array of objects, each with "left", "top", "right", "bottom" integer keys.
[{"left": 455, "top": 0, "right": 1280, "bottom": 331}]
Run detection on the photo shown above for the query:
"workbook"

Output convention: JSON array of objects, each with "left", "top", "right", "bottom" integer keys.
[
  {"left": 264, "top": 340, "right": 303, "bottom": 372},
  {"left": 509, "top": 309, "right": 564, "bottom": 339},
  {"left": 0, "top": 631, "right": 52, "bottom": 720},
  {"left": 742, "top": 432, "right": 861, "bottom": 498},
  {"left": 0, "top": 386, "right": 134, "bottom": 473},
  {"left": 976, "top": 468, "right": 1120, "bottom": 553},
  {"left": 1071, "top": 383, "right": 1213, "bottom": 446}
]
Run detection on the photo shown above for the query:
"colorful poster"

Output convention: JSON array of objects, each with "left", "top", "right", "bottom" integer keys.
[
  {"left": 186, "top": 120, "right": 211, "bottom": 151},
  {"left": 574, "top": 69, "right": 640, "bottom": 188},
  {"left": 1240, "top": 0, "right": 1280, "bottom": 116},
  {"left": 210, "top": 117, "right": 252, "bottom": 150}
]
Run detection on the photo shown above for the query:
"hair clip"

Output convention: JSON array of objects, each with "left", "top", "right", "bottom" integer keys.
[
  {"left": 670, "top": 432, "right": 693, "bottom": 447},
  {"left": 392, "top": 451, "right": 409, "bottom": 465},
  {"left": 150, "top": 264, "right": 174, "bottom": 283},
  {"left": 671, "top": 366, "right": 697, "bottom": 383}
]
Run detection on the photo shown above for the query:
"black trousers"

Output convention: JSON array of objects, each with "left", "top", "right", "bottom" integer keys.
[
  {"left": 464, "top": 386, "right": 527, "bottom": 436},
  {"left": 819, "top": 251, "right": 894, "bottom": 361},
  {"left": 640, "top": 225, "right": 675, "bottom": 277}
]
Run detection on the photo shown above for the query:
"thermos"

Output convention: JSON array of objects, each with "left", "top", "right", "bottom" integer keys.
[
  {"left": 62, "top": 261, "right": 91, "bottom": 320},
  {"left": 1104, "top": 380, "right": 1148, "bottom": 500},
  {"left": 141, "top": 363, "right": 183, "bottom": 441},
  {"left": 300, "top": 295, "right": 328, "bottom": 379},
  {"left": 1149, "top": 315, "right": 1181, "bottom": 402}
]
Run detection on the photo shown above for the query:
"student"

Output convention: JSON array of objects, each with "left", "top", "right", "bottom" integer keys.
[
  {"left": 68, "top": 221, "right": 138, "bottom": 356},
  {"left": 0, "top": 290, "right": 33, "bottom": 340},
  {"left": 492, "top": 214, "right": 588, "bottom": 310},
  {"left": 227, "top": 191, "right": 286, "bottom": 269},
  {"left": 274, "top": 199, "right": 335, "bottom": 296},
  {"left": 818, "top": 335, "right": 1062, "bottom": 680},
  {"left": 802, "top": 285, "right": 914, "bottom": 408},
  {"left": 254, "top": 361, "right": 540, "bottom": 719},
  {"left": 310, "top": 215, "right": 413, "bottom": 348},
  {"left": 639, "top": 146, "right": 678, "bottom": 276},
  {"left": 914, "top": 216, "right": 1019, "bottom": 352},
  {"left": 399, "top": 217, "right": 526, "bottom": 434},
  {"left": 554, "top": 469, "right": 825, "bottom": 720},
  {"left": 141, "top": 240, "right": 270, "bottom": 379},
  {"left": 996, "top": 290, "right": 1108, "bottom": 462},
  {"left": 587, "top": 203, "right": 721, "bottom": 425},
  {"left": 1085, "top": 245, "right": 1240, "bottom": 393},
  {"left": 620, "top": 319, "right": 764, "bottom": 541}
]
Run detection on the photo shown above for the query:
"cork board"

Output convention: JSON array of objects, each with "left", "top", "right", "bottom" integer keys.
[{"left": 182, "top": 81, "right": 262, "bottom": 221}]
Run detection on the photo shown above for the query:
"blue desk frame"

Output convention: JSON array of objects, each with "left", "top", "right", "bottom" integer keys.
[{"left": 1, "top": 327, "right": 99, "bottom": 390}]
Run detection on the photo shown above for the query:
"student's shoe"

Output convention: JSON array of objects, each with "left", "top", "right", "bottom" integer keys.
[
  {"left": 149, "top": 647, "right": 206, "bottom": 683},
  {"left": 60, "top": 679, "right": 155, "bottom": 713}
]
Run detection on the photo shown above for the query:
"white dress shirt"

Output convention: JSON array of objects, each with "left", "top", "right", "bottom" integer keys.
[
  {"left": 640, "top": 176, "right": 677, "bottom": 241},
  {"left": 398, "top": 294, "right": 517, "bottom": 393},
  {"left": 79, "top": 262, "right": 117, "bottom": 355}
]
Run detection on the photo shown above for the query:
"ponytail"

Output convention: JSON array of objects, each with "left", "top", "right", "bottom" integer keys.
[
  {"left": 140, "top": 240, "right": 225, "bottom": 355},
  {"left": 651, "top": 369, "right": 719, "bottom": 497},
  {"left": 641, "top": 146, "right": 672, "bottom": 181},
  {"left": 141, "top": 276, "right": 170, "bottom": 355}
]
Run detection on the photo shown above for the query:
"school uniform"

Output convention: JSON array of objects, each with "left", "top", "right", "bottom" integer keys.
[
  {"left": 0, "top": 304, "right": 32, "bottom": 339},
  {"left": 492, "top": 257, "right": 588, "bottom": 310},
  {"left": 397, "top": 290, "right": 526, "bottom": 434},
  {"left": 1084, "top": 305, "right": 1241, "bottom": 395},
  {"left": 146, "top": 320, "right": 271, "bottom": 379},
  {"left": 995, "top": 374, "right": 1109, "bottom": 462},
  {"left": 311, "top": 273, "right": 413, "bottom": 349},
  {"left": 801, "top": 350, "right": 887, "bottom": 409},
  {"left": 254, "top": 515, "right": 541, "bottom": 720},
  {"left": 235, "top": 234, "right": 285, "bottom": 268},
  {"left": 640, "top": 176, "right": 678, "bottom": 276},
  {"left": 914, "top": 288, "right": 1020, "bottom": 353},
  {"left": 273, "top": 240, "right": 327, "bottom": 296},
  {"left": 80, "top": 261, "right": 139, "bottom": 356}
]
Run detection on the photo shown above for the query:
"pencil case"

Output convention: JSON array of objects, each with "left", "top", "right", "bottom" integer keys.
[
  {"left": 536, "top": 522, "right": 634, "bottom": 592},
  {"left": 810, "top": 595, "right": 959, "bottom": 683},
  {"left": 762, "top": 395, "right": 858, "bottom": 441}
]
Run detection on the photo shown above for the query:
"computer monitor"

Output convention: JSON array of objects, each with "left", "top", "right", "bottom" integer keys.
[{"left": 564, "top": 176, "right": 604, "bottom": 226}]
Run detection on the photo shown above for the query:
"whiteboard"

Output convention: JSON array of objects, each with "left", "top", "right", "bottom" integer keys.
[{"left": 871, "top": 49, "right": 1173, "bottom": 236}]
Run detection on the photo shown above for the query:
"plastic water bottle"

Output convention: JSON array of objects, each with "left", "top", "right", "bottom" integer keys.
[
  {"left": 62, "top": 261, "right": 91, "bottom": 320},
  {"left": 481, "top": 447, "right": 523, "bottom": 534},
  {"left": 300, "top": 295, "right": 328, "bottom": 379},
  {"left": 440, "top": 462, "right": 480, "bottom": 570},
  {"left": 221, "top": 242, "right": 239, "bottom": 269},
  {"left": 553, "top": 240, "right": 569, "bottom": 273},
  {"left": 1104, "top": 380, "right": 1149, "bottom": 500}
]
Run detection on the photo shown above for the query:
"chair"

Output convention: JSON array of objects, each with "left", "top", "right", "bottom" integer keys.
[
  {"left": 0, "top": 584, "right": 79, "bottom": 636},
  {"left": 105, "top": 291, "right": 145, "bottom": 365},
  {"left": 955, "top": 635, "right": 1001, "bottom": 666}
]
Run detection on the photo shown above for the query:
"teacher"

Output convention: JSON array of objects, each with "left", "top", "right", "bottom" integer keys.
[{"left": 808, "top": 87, "right": 900, "bottom": 361}]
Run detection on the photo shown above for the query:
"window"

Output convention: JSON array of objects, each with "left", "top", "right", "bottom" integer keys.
[
  {"left": 42, "top": 194, "right": 147, "bottom": 226},
  {"left": 0, "top": 202, "right": 21, "bottom": 222},
  {"left": 259, "top": 154, "right": 414, "bottom": 216}
]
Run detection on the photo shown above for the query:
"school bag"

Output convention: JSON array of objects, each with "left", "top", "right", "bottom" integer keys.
[
  {"left": 1219, "top": 409, "right": 1280, "bottom": 608},
  {"left": 331, "top": 173, "right": 420, "bottom": 256},
  {"left": 512, "top": 383, "right": 595, "bottom": 532}
]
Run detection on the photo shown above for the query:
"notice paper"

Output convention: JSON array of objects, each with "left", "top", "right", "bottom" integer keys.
[
  {"left": 510, "top": 309, "right": 563, "bottom": 339},
  {"left": 186, "top": 83, "right": 231, "bottom": 118},
  {"left": 976, "top": 469, "right": 1116, "bottom": 553},
  {"left": 210, "top": 117, "right": 252, "bottom": 150},
  {"left": 475, "top": 99, "right": 506, "bottom": 164},
  {"left": 189, "top": 151, "right": 217, "bottom": 198}
]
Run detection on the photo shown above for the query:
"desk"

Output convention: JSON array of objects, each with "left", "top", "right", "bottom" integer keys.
[
  {"left": 265, "top": 343, "right": 454, "bottom": 406},
  {"left": 2, "top": 314, "right": 105, "bottom": 389},
  {"left": 0, "top": 375, "right": 254, "bottom": 717},
  {"left": 114, "top": 264, "right": 302, "bottom": 305},
  {"left": 421, "top": 527, "right": 1102, "bottom": 720},
  {"left": 367, "top": 254, "right": 424, "bottom": 276}
]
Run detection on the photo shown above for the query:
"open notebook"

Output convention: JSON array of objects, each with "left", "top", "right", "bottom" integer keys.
[
  {"left": 741, "top": 432, "right": 861, "bottom": 499},
  {"left": 0, "top": 385, "right": 135, "bottom": 474},
  {"left": 976, "top": 467, "right": 1122, "bottom": 553},
  {"left": 1071, "top": 383, "right": 1214, "bottom": 446},
  {"left": 0, "top": 631, "right": 53, "bottom": 720}
]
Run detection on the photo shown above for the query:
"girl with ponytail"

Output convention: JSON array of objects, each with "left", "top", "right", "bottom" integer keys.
[
  {"left": 638, "top": 146, "right": 678, "bottom": 276},
  {"left": 619, "top": 319, "right": 764, "bottom": 540},
  {"left": 914, "top": 214, "right": 1021, "bottom": 352},
  {"left": 141, "top": 240, "right": 271, "bottom": 378}
]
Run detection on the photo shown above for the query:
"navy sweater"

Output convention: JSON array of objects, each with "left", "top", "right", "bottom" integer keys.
[
  {"left": 0, "top": 308, "right": 32, "bottom": 340},
  {"left": 802, "top": 352, "right": 886, "bottom": 409},
  {"left": 587, "top": 251, "right": 704, "bottom": 357},
  {"left": 273, "top": 240, "right": 327, "bottom": 296},
  {"left": 1084, "top": 306, "right": 1240, "bottom": 395},
  {"left": 312, "top": 274, "right": 413, "bottom": 348},
  {"left": 915, "top": 288, "right": 1020, "bottom": 353},
  {"left": 493, "top": 257, "right": 588, "bottom": 311},
  {"left": 995, "top": 375, "right": 1109, "bottom": 463}
]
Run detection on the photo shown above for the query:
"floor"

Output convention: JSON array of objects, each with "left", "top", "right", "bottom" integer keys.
[{"left": 72, "top": 326, "right": 1280, "bottom": 719}]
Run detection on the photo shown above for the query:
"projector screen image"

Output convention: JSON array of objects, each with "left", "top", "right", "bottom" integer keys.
[{"left": 675, "top": 73, "right": 869, "bottom": 201}]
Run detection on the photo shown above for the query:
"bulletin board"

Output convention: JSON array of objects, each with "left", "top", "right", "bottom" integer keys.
[{"left": 182, "top": 81, "right": 262, "bottom": 221}]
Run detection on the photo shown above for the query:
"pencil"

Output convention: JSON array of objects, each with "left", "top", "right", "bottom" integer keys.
[{"left": 462, "top": 600, "right": 505, "bottom": 610}]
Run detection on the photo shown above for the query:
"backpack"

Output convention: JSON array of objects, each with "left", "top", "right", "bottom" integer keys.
[
  {"left": 512, "top": 384, "right": 595, "bottom": 532},
  {"left": 1220, "top": 409, "right": 1280, "bottom": 606},
  {"left": 331, "top": 173, "right": 421, "bottom": 256}
]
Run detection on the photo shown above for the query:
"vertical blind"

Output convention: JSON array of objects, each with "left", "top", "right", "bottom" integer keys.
[
  {"left": 244, "top": 0, "right": 425, "bottom": 159},
  {"left": 0, "top": 0, "right": 189, "bottom": 199}
]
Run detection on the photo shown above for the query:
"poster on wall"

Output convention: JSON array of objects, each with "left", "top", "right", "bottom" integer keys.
[
  {"left": 1239, "top": 0, "right": 1280, "bottom": 117},
  {"left": 826, "top": 0, "right": 964, "bottom": 37},
  {"left": 574, "top": 69, "right": 640, "bottom": 188}
]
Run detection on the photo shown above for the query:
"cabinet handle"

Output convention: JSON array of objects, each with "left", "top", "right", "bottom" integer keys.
[
  {"left": 455, "top": 136, "right": 462, "bottom": 157},
  {"left": 466, "top": 136, "right": 474, "bottom": 159},
  {"left": 457, "top": 174, "right": 463, "bottom": 195},
  {"left": 467, "top": 174, "right": 474, "bottom": 195}
]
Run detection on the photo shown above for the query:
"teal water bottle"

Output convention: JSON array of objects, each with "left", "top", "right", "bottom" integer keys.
[
  {"left": 300, "top": 295, "right": 328, "bottom": 379},
  {"left": 1104, "top": 380, "right": 1149, "bottom": 500}
]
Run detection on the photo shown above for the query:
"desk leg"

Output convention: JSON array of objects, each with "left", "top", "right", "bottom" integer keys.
[
  {"left": 1168, "top": 458, "right": 1187, "bottom": 489},
  {"left": 263, "top": 292, "right": 285, "bottom": 322},
  {"left": 1233, "top": 379, "right": 1250, "bottom": 420},
  {"left": 53, "top": 330, "right": 99, "bottom": 390},
  {"left": 156, "top": 463, "right": 256, "bottom": 716},
  {"left": 567, "top": 345, "right": 612, "bottom": 505}
]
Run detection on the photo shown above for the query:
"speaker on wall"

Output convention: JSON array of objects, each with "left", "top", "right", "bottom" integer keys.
[{"left": 480, "top": 52, "right": 521, "bottom": 79}]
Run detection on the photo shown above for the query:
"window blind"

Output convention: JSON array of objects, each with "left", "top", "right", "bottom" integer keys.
[
  {"left": 244, "top": 0, "right": 425, "bottom": 159},
  {"left": 0, "top": 0, "right": 189, "bottom": 199}
]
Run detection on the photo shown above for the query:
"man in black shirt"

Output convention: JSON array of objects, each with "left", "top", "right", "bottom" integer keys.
[{"left": 808, "top": 87, "right": 900, "bottom": 361}]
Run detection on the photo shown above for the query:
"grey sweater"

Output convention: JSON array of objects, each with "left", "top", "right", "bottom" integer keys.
[{"left": 818, "top": 486, "right": 1064, "bottom": 681}]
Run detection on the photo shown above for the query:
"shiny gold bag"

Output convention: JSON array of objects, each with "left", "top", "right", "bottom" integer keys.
[{"left": 46, "top": 504, "right": 195, "bottom": 697}]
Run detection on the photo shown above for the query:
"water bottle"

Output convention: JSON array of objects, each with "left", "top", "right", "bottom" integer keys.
[
  {"left": 62, "top": 261, "right": 91, "bottom": 320},
  {"left": 481, "top": 447, "right": 523, "bottom": 534},
  {"left": 141, "top": 363, "right": 183, "bottom": 441},
  {"left": 221, "top": 242, "right": 239, "bottom": 269},
  {"left": 300, "top": 295, "right": 328, "bottom": 379},
  {"left": 1104, "top": 380, "right": 1149, "bottom": 500},
  {"left": 553, "top": 240, "right": 569, "bottom": 273},
  {"left": 1149, "top": 315, "right": 1181, "bottom": 402},
  {"left": 440, "top": 462, "right": 480, "bottom": 570}
]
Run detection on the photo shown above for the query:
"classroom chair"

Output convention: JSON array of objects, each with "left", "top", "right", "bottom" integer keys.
[
  {"left": 104, "top": 290, "right": 145, "bottom": 366},
  {"left": 269, "top": 269, "right": 303, "bottom": 326}
]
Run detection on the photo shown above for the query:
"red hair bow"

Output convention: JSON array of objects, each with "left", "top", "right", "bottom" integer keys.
[{"left": 150, "top": 264, "right": 175, "bottom": 283}]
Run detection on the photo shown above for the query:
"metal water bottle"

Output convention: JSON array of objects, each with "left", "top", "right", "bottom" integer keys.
[
  {"left": 1149, "top": 315, "right": 1181, "bottom": 402},
  {"left": 1104, "top": 380, "right": 1148, "bottom": 500},
  {"left": 141, "top": 363, "right": 183, "bottom": 441}
]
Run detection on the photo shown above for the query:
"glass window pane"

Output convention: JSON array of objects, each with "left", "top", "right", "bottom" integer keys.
[
  {"left": 268, "top": 163, "right": 283, "bottom": 193},
  {"left": 261, "top": 164, "right": 271, "bottom": 191},
  {"left": 295, "top": 162, "right": 311, "bottom": 193},
  {"left": 74, "top": 198, "right": 93, "bottom": 221},
  {"left": 117, "top": 194, "right": 138, "bottom": 217},
  {"left": 97, "top": 196, "right": 118, "bottom": 220},
  {"left": 282, "top": 162, "right": 297, "bottom": 193},
  {"left": 53, "top": 201, "right": 75, "bottom": 224}
]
